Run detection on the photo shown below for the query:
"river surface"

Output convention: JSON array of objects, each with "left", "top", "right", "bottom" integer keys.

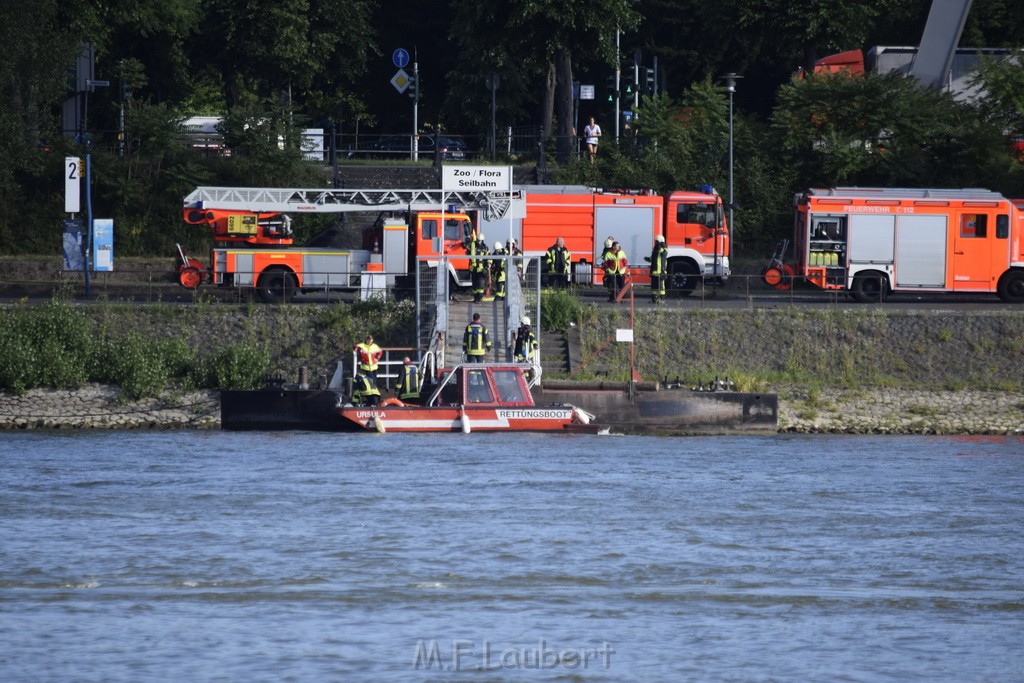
[{"left": 1, "top": 431, "right": 1022, "bottom": 682}]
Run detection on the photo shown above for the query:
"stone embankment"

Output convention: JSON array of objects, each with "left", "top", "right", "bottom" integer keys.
[
  {"left": 0, "top": 385, "right": 219, "bottom": 430},
  {"left": 1, "top": 384, "right": 1022, "bottom": 434},
  {"left": 779, "top": 386, "right": 1024, "bottom": 435}
]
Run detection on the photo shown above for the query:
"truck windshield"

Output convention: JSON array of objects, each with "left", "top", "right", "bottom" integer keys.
[{"left": 445, "top": 219, "right": 465, "bottom": 241}]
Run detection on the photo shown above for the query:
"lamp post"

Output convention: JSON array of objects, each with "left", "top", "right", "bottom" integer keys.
[
  {"left": 721, "top": 73, "right": 742, "bottom": 269},
  {"left": 486, "top": 72, "right": 500, "bottom": 161},
  {"left": 614, "top": 28, "right": 621, "bottom": 142}
]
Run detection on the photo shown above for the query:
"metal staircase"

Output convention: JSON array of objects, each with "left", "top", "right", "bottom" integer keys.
[{"left": 415, "top": 254, "right": 543, "bottom": 373}]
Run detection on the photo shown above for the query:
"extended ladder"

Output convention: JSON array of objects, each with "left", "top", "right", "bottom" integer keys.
[{"left": 184, "top": 187, "right": 524, "bottom": 221}]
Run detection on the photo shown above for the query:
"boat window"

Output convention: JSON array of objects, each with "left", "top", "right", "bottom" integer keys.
[
  {"left": 492, "top": 370, "right": 526, "bottom": 403},
  {"left": 466, "top": 370, "right": 494, "bottom": 403}
]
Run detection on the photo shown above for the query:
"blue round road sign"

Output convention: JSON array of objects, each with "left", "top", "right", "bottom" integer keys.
[{"left": 392, "top": 49, "right": 410, "bottom": 68}]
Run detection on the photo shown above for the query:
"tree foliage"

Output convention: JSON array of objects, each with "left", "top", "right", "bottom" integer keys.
[
  {"left": 1, "top": 0, "right": 1024, "bottom": 259},
  {"left": 772, "top": 72, "right": 1010, "bottom": 189}
]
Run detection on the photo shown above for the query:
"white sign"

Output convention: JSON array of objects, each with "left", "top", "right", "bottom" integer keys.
[
  {"left": 92, "top": 218, "right": 114, "bottom": 272},
  {"left": 580, "top": 84, "right": 595, "bottom": 100},
  {"left": 442, "top": 165, "right": 511, "bottom": 192},
  {"left": 65, "top": 156, "right": 81, "bottom": 213},
  {"left": 390, "top": 69, "right": 410, "bottom": 94},
  {"left": 301, "top": 128, "right": 324, "bottom": 161},
  {"left": 615, "top": 329, "right": 634, "bottom": 343}
]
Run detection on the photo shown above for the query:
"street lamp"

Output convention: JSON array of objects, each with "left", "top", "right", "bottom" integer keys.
[
  {"left": 486, "top": 72, "right": 500, "bottom": 161},
  {"left": 614, "top": 28, "right": 621, "bottom": 142},
  {"left": 721, "top": 72, "right": 742, "bottom": 268}
]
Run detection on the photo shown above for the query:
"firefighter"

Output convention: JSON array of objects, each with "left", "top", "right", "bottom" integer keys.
[
  {"left": 513, "top": 316, "right": 538, "bottom": 363},
  {"left": 490, "top": 241, "right": 507, "bottom": 300},
  {"left": 351, "top": 373, "right": 381, "bottom": 406},
  {"left": 353, "top": 334, "right": 382, "bottom": 380},
  {"left": 601, "top": 237, "right": 616, "bottom": 301},
  {"left": 604, "top": 240, "right": 628, "bottom": 302},
  {"left": 649, "top": 234, "right": 668, "bottom": 303},
  {"left": 396, "top": 356, "right": 421, "bottom": 405},
  {"left": 463, "top": 312, "right": 492, "bottom": 362},
  {"left": 545, "top": 237, "right": 571, "bottom": 288},
  {"left": 467, "top": 233, "right": 489, "bottom": 302}
]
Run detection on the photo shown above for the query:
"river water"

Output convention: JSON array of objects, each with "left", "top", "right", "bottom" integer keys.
[{"left": 1, "top": 431, "right": 1021, "bottom": 682}]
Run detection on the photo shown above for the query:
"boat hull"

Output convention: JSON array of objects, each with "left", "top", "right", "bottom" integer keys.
[{"left": 340, "top": 405, "right": 593, "bottom": 433}]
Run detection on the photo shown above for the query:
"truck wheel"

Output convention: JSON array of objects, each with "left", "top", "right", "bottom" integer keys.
[
  {"left": 997, "top": 270, "right": 1024, "bottom": 302},
  {"left": 257, "top": 269, "right": 296, "bottom": 303},
  {"left": 668, "top": 261, "right": 700, "bottom": 297},
  {"left": 850, "top": 271, "right": 888, "bottom": 303}
]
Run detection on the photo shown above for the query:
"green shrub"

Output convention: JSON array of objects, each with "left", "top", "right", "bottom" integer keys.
[
  {"left": 0, "top": 301, "right": 92, "bottom": 394},
  {"left": 206, "top": 343, "right": 271, "bottom": 390},
  {"left": 93, "top": 332, "right": 197, "bottom": 399},
  {"left": 541, "top": 289, "right": 584, "bottom": 331}
]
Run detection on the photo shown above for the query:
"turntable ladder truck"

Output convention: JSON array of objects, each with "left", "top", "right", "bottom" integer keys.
[{"left": 178, "top": 186, "right": 520, "bottom": 302}]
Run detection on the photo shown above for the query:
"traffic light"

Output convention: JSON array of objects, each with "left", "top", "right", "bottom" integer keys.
[
  {"left": 408, "top": 73, "right": 419, "bottom": 100},
  {"left": 605, "top": 75, "right": 616, "bottom": 102},
  {"left": 644, "top": 67, "right": 656, "bottom": 95},
  {"left": 624, "top": 70, "right": 635, "bottom": 97}
]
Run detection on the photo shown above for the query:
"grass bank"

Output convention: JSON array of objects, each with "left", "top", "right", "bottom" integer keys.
[{"left": 3, "top": 295, "right": 1022, "bottom": 402}]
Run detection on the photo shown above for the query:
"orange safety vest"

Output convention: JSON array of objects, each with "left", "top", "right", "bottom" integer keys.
[
  {"left": 606, "top": 248, "right": 628, "bottom": 274},
  {"left": 355, "top": 342, "right": 382, "bottom": 372}
]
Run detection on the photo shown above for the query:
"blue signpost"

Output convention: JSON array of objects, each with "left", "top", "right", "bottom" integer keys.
[{"left": 392, "top": 48, "right": 409, "bottom": 69}]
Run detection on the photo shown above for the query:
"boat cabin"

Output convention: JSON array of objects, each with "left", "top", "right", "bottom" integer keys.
[{"left": 427, "top": 364, "right": 536, "bottom": 407}]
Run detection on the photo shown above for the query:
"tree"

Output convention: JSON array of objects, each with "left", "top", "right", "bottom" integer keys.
[
  {"left": 449, "top": 0, "right": 638, "bottom": 161},
  {"left": 632, "top": 0, "right": 903, "bottom": 116},
  {"left": 974, "top": 54, "right": 1024, "bottom": 137},
  {"left": 0, "top": 0, "right": 104, "bottom": 252},
  {"left": 771, "top": 71, "right": 1011, "bottom": 190},
  {"left": 195, "top": 0, "right": 376, "bottom": 116}
]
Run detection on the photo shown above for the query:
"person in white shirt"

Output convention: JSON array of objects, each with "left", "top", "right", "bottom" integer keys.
[{"left": 583, "top": 116, "right": 602, "bottom": 163}]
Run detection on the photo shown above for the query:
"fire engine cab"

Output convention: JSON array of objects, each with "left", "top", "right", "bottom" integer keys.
[{"left": 765, "top": 187, "right": 1024, "bottom": 302}]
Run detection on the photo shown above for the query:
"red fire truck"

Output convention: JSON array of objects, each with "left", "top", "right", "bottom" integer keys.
[
  {"left": 763, "top": 187, "right": 1024, "bottom": 302},
  {"left": 177, "top": 187, "right": 495, "bottom": 302},
  {"left": 178, "top": 184, "right": 730, "bottom": 301},
  {"left": 480, "top": 185, "right": 730, "bottom": 294}
]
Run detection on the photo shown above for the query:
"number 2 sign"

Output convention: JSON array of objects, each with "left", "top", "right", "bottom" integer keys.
[{"left": 65, "top": 156, "right": 81, "bottom": 213}]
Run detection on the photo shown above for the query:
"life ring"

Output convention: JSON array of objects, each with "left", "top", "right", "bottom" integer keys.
[{"left": 379, "top": 398, "right": 405, "bottom": 407}]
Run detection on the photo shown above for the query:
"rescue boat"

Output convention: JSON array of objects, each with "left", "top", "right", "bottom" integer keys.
[{"left": 338, "top": 363, "right": 598, "bottom": 433}]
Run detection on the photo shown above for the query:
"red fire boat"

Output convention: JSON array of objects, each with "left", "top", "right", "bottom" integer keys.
[{"left": 338, "top": 364, "right": 598, "bottom": 433}]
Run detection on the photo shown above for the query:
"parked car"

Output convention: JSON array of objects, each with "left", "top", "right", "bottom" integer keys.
[{"left": 349, "top": 134, "right": 468, "bottom": 160}]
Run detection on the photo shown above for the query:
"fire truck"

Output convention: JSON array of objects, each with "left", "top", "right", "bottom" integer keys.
[
  {"left": 177, "top": 187, "right": 508, "bottom": 302},
  {"left": 481, "top": 185, "right": 730, "bottom": 294},
  {"left": 178, "top": 184, "right": 730, "bottom": 301},
  {"left": 763, "top": 187, "right": 1024, "bottom": 302}
]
